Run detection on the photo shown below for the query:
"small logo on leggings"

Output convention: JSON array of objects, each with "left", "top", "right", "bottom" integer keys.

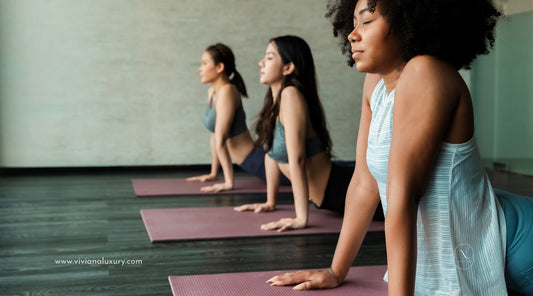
[{"left": 455, "top": 243, "right": 474, "bottom": 270}]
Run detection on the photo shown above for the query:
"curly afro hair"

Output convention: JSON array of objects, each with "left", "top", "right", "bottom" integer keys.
[{"left": 325, "top": 0, "right": 501, "bottom": 70}]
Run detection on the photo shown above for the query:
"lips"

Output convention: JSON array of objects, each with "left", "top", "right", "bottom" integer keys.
[{"left": 352, "top": 50, "right": 363, "bottom": 59}]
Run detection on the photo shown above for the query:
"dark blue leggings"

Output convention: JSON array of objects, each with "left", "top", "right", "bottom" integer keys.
[
  {"left": 238, "top": 147, "right": 290, "bottom": 185},
  {"left": 495, "top": 188, "right": 533, "bottom": 295}
]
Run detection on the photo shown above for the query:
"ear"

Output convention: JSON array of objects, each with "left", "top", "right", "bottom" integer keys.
[
  {"left": 282, "top": 62, "right": 295, "bottom": 76},
  {"left": 215, "top": 62, "right": 225, "bottom": 75}
]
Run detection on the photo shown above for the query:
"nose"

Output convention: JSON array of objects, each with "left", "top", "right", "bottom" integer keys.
[
  {"left": 348, "top": 26, "right": 360, "bottom": 43},
  {"left": 258, "top": 58, "right": 264, "bottom": 67}
]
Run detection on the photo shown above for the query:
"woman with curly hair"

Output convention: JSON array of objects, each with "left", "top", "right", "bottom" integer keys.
[
  {"left": 235, "top": 35, "right": 383, "bottom": 230},
  {"left": 188, "top": 43, "right": 288, "bottom": 192},
  {"left": 267, "top": 0, "right": 533, "bottom": 295}
]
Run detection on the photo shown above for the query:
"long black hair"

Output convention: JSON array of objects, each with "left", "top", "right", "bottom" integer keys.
[
  {"left": 205, "top": 43, "right": 248, "bottom": 97},
  {"left": 254, "top": 35, "right": 332, "bottom": 158}
]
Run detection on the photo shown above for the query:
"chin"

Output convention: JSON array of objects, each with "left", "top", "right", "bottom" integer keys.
[{"left": 355, "top": 62, "right": 371, "bottom": 73}]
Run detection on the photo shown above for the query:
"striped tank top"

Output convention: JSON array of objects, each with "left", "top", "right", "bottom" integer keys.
[{"left": 366, "top": 79, "right": 508, "bottom": 295}]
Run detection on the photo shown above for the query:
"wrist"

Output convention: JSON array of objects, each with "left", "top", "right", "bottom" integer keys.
[
  {"left": 265, "top": 201, "right": 276, "bottom": 208},
  {"left": 294, "top": 216, "right": 308, "bottom": 227},
  {"left": 328, "top": 266, "right": 346, "bottom": 285}
]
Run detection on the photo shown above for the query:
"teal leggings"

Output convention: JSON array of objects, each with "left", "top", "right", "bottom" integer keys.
[{"left": 495, "top": 188, "right": 533, "bottom": 295}]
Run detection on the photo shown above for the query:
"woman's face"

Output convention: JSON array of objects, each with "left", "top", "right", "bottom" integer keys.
[
  {"left": 198, "top": 51, "right": 219, "bottom": 84},
  {"left": 348, "top": 0, "right": 403, "bottom": 74},
  {"left": 258, "top": 42, "right": 285, "bottom": 86}
]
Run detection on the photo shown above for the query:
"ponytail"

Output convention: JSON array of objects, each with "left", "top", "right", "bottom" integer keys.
[{"left": 230, "top": 70, "right": 248, "bottom": 98}]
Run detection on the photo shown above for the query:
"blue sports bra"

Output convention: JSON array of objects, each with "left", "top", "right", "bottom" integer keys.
[
  {"left": 267, "top": 118, "right": 325, "bottom": 164},
  {"left": 203, "top": 92, "right": 248, "bottom": 137}
]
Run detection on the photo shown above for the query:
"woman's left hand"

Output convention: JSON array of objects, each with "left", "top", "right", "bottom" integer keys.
[
  {"left": 200, "top": 183, "right": 233, "bottom": 193},
  {"left": 261, "top": 217, "right": 307, "bottom": 232}
]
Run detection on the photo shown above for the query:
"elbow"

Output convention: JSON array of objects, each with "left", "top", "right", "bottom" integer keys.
[
  {"left": 384, "top": 197, "right": 418, "bottom": 233},
  {"left": 215, "top": 138, "right": 228, "bottom": 153},
  {"left": 290, "top": 154, "right": 306, "bottom": 170}
]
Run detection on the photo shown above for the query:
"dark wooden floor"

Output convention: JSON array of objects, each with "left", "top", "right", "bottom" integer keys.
[{"left": 0, "top": 167, "right": 531, "bottom": 295}]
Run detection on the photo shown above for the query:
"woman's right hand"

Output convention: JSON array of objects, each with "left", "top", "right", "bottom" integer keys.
[
  {"left": 186, "top": 174, "right": 216, "bottom": 182},
  {"left": 266, "top": 268, "right": 342, "bottom": 290},
  {"left": 233, "top": 203, "right": 275, "bottom": 213}
]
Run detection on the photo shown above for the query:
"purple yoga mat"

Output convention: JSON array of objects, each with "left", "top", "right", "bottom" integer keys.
[
  {"left": 132, "top": 177, "right": 291, "bottom": 196},
  {"left": 140, "top": 205, "right": 384, "bottom": 242},
  {"left": 168, "top": 265, "right": 388, "bottom": 296}
]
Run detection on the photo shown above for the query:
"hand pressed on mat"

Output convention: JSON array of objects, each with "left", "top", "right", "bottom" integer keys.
[
  {"left": 234, "top": 202, "right": 275, "bottom": 213},
  {"left": 186, "top": 174, "right": 216, "bottom": 182},
  {"left": 260, "top": 217, "right": 307, "bottom": 232},
  {"left": 267, "top": 268, "right": 342, "bottom": 290},
  {"left": 200, "top": 182, "right": 233, "bottom": 193}
]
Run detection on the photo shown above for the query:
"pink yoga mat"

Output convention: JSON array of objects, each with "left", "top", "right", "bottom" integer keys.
[
  {"left": 140, "top": 205, "right": 384, "bottom": 242},
  {"left": 169, "top": 265, "right": 388, "bottom": 296},
  {"left": 132, "top": 177, "right": 291, "bottom": 196}
]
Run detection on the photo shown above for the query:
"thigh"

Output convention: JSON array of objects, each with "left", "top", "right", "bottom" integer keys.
[{"left": 495, "top": 189, "right": 533, "bottom": 295}]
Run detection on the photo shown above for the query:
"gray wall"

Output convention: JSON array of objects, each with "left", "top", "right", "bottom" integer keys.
[
  {"left": 0, "top": 0, "right": 364, "bottom": 167},
  {"left": 2, "top": 1, "right": 531, "bottom": 170}
]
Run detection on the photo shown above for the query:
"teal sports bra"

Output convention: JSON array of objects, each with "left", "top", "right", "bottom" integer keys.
[
  {"left": 203, "top": 93, "right": 248, "bottom": 137},
  {"left": 267, "top": 118, "right": 325, "bottom": 164}
]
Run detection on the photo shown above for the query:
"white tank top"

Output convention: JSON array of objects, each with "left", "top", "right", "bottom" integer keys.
[{"left": 366, "top": 79, "right": 507, "bottom": 295}]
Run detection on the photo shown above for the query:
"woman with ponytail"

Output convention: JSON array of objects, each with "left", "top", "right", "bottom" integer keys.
[
  {"left": 188, "top": 43, "right": 288, "bottom": 192},
  {"left": 235, "top": 36, "right": 383, "bottom": 230}
]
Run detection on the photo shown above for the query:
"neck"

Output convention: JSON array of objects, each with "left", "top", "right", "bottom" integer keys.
[
  {"left": 380, "top": 61, "right": 405, "bottom": 94},
  {"left": 211, "top": 76, "right": 230, "bottom": 93},
  {"left": 270, "top": 81, "right": 282, "bottom": 103}
]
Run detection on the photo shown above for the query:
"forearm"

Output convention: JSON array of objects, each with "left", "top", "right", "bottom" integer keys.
[
  {"left": 288, "top": 158, "right": 309, "bottom": 223},
  {"left": 330, "top": 185, "right": 379, "bottom": 280},
  {"left": 215, "top": 142, "right": 234, "bottom": 187},
  {"left": 209, "top": 134, "right": 220, "bottom": 177},
  {"left": 265, "top": 154, "right": 280, "bottom": 207},
  {"left": 385, "top": 192, "right": 417, "bottom": 296}
]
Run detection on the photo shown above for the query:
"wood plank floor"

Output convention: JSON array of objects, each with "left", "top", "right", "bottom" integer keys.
[{"left": 0, "top": 167, "right": 531, "bottom": 295}]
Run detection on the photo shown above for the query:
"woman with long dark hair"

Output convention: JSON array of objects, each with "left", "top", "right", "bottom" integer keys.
[
  {"left": 188, "top": 43, "right": 288, "bottom": 192},
  {"left": 235, "top": 35, "right": 383, "bottom": 230}
]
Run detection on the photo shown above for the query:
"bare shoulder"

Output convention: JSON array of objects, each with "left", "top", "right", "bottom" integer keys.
[
  {"left": 216, "top": 84, "right": 240, "bottom": 106},
  {"left": 401, "top": 56, "right": 461, "bottom": 87},
  {"left": 280, "top": 85, "right": 302, "bottom": 98},
  {"left": 279, "top": 86, "right": 306, "bottom": 123},
  {"left": 280, "top": 86, "right": 305, "bottom": 109},
  {"left": 218, "top": 84, "right": 240, "bottom": 99},
  {"left": 398, "top": 55, "right": 464, "bottom": 100}
]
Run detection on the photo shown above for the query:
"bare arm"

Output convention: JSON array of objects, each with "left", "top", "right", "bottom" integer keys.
[
  {"left": 207, "top": 133, "right": 221, "bottom": 177},
  {"left": 187, "top": 88, "right": 219, "bottom": 182},
  {"left": 234, "top": 151, "right": 281, "bottom": 212},
  {"left": 268, "top": 74, "right": 383, "bottom": 288},
  {"left": 386, "top": 56, "right": 461, "bottom": 295},
  {"left": 260, "top": 86, "right": 309, "bottom": 231},
  {"left": 201, "top": 85, "right": 238, "bottom": 192},
  {"left": 264, "top": 152, "right": 281, "bottom": 209},
  {"left": 329, "top": 74, "right": 382, "bottom": 281},
  {"left": 280, "top": 87, "right": 309, "bottom": 224}
]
